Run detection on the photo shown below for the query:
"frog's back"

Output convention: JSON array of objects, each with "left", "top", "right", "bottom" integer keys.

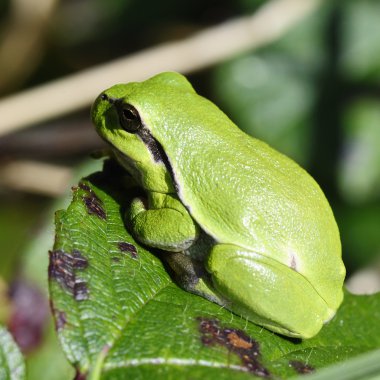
[{"left": 130, "top": 73, "right": 345, "bottom": 310}]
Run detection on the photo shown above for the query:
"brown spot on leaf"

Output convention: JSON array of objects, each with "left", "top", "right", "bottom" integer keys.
[
  {"left": 50, "top": 302, "right": 67, "bottom": 331},
  {"left": 118, "top": 241, "right": 138, "bottom": 259},
  {"left": 72, "top": 249, "right": 89, "bottom": 269},
  {"left": 55, "top": 310, "right": 67, "bottom": 330},
  {"left": 49, "top": 249, "right": 89, "bottom": 300},
  {"left": 289, "top": 360, "right": 315, "bottom": 374},
  {"left": 227, "top": 331, "right": 253, "bottom": 349},
  {"left": 76, "top": 182, "right": 107, "bottom": 220},
  {"left": 82, "top": 195, "right": 106, "bottom": 220},
  {"left": 8, "top": 279, "right": 49, "bottom": 353},
  {"left": 74, "top": 282, "right": 89, "bottom": 301},
  {"left": 78, "top": 183, "right": 92, "bottom": 192},
  {"left": 197, "top": 317, "right": 270, "bottom": 377}
]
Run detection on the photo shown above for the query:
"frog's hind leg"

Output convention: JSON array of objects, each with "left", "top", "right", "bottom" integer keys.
[
  {"left": 206, "top": 244, "right": 332, "bottom": 339},
  {"left": 164, "top": 251, "right": 227, "bottom": 306}
]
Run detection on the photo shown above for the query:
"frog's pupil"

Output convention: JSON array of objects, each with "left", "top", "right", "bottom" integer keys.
[{"left": 123, "top": 109, "right": 136, "bottom": 121}]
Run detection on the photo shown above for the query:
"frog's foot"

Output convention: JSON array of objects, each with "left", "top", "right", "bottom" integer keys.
[
  {"left": 206, "top": 244, "right": 333, "bottom": 339},
  {"left": 127, "top": 197, "right": 199, "bottom": 252}
]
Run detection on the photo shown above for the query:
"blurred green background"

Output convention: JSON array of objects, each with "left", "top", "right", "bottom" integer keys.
[{"left": 0, "top": 0, "right": 379, "bottom": 379}]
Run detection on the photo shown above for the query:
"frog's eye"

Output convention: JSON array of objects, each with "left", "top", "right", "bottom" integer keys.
[{"left": 119, "top": 104, "right": 141, "bottom": 133}]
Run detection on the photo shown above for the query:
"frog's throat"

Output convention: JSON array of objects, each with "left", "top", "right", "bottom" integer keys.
[{"left": 111, "top": 135, "right": 179, "bottom": 195}]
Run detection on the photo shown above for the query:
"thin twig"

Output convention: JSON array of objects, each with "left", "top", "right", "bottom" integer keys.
[
  {"left": 0, "top": 160, "right": 72, "bottom": 197},
  {"left": 0, "top": 0, "right": 322, "bottom": 137}
]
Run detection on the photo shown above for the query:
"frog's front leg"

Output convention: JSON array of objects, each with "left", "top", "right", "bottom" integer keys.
[
  {"left": 206, "top": 244, "right": 334, "bottom": 339},
  {"left": 127, "top": 192, "right": 199, "bottom": 251}
]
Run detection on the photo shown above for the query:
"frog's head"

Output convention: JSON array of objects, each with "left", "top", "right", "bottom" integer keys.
[{"left": 91, "top": 72, "right": 195, "bottom": 193}]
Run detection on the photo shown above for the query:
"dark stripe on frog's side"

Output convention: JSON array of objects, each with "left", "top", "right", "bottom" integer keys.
[
  {"left": 136, "top": 126, "right": 165, "bottom": 163},
  {"left": 136, "top": 122, "right": 179, "bottom": 193}
]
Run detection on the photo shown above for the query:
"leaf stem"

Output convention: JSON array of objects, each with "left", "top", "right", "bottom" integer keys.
[{"left": 87, "top": 345, "right": 110, "bottom": 380}]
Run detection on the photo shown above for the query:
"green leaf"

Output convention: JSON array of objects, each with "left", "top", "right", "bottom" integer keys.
[
  {"left": 341, "top": 0, "right": 380, "bottom": 81},
  {"left": 291, "top": 348, "right": 380, "bottom": 380},
  {"left": 339, "top": 99, "right": 380, "bottom": 204},
  {"left": 0, "top": 326, "right": 25, "bottom": 380},
  {"left": 213, "top": 53, "right": 315, "bottom": 166},
  {"left": 49, "top": 162, "right": 380, "bottom": 379}
]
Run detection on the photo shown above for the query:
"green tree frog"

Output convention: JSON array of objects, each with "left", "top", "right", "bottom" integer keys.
[{"left": 91, "top": 72, "right": 345, "bottom": 339}]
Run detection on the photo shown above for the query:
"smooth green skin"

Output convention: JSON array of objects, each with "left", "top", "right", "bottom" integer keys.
[{"left": 91, "top": 72, "right": 345, "bottom": 339}]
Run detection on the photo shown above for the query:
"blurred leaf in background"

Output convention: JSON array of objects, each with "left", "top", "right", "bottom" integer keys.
[
  {"left": 340, "top": 0, "right": 380, "bottom": 81},
  {"left": 212, "top": 4, "right": 330, "bottom": 166}
]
